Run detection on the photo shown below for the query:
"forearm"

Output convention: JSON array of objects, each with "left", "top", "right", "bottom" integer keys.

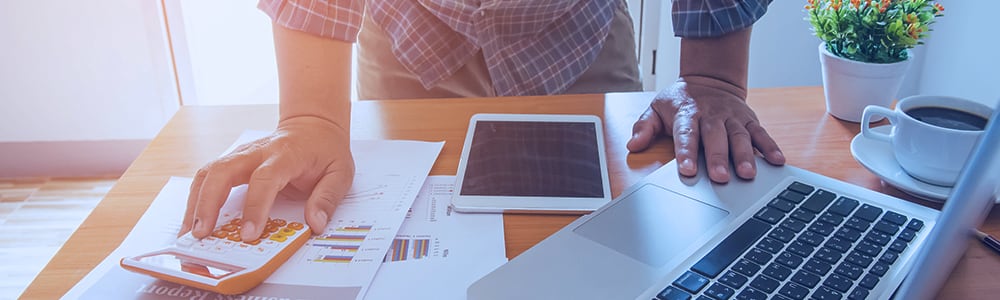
[
  {"left": 272, "top": 24, "right": 354, "bottom": 131},
  {"left": 679, "top": 27, "right": 752, "bottom": 100}
]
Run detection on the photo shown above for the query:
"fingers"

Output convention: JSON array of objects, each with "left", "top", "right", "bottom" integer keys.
[
  {"left": 747, "top": 121, "right": 786, "bottom": 166},
  {"left": 181, "top": 169, "right": 207, "bottom": 237},
  {"left": 241, "top": 154, "right": 299, "bottom": 241},
  {"left": 190, "top": 155, "right": 260, "bottom": 238},
  {"left": 627, "top": 108, "right": 663, "bottom": 152},
  {"left": 672, "top": 115, "right": 701, "bottom": 177},
  {"left": 304, "top": 170, "right": 354, "bottom": 235},
  {"left": 726, "top": 119, "right": 756, "bottom": 180},
  {"left": 699, "top": 118, "right": 732, "bottom": 183}
]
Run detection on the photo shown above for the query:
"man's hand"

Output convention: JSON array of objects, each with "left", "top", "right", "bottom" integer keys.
[
  {"left": 627, "top": 77, "right": 784, "bottom": 183},
  {"left": 181, "top": 117, "right": 355, "bottom": 240}
]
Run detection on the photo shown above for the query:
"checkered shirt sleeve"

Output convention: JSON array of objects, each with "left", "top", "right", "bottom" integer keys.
[
  {"left": 672, "top": 0, "right": 773, "bottom": 38},
  {"left": 257, "top": 0, "right": 364, "bottom": 42}
]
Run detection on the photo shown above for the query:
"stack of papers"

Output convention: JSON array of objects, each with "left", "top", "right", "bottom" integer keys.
[{"left": 62, "top": 134, "right": 506, "bottom": 300}]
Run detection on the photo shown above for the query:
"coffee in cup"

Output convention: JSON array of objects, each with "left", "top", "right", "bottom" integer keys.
[{"left": 861, "top": 95, "right": 993, "bottom": 187}]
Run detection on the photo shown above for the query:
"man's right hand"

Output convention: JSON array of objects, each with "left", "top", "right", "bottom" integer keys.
[{"left": 181, "top": 116, "right": 355, "bottom": 241}]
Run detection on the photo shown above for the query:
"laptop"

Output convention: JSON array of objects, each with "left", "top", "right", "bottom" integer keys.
[{"left": 468, "top": 110, "right": 999, "bottom": 300}]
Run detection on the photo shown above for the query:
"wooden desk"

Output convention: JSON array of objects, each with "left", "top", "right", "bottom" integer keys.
[{"left": 23, "top": 87, "right": 1000, "bottom": 299}]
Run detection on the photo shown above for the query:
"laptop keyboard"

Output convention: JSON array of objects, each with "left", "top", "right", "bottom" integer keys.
[{"left": 655, "top": 182, "right": 924, "bottom": 300}]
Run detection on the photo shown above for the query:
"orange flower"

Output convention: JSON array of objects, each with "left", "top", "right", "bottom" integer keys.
[
  {"left": 905, "top": 13, "right": 919, "bottom": 23},
  {"left": 850, "top": 0, "right": 861, "bottom": 9},
  {"left": 934, "top": 3, "right": 945, "bottom": 14},
  {"left": 832, "top": 0, "right": 842, "bottom": 10}
]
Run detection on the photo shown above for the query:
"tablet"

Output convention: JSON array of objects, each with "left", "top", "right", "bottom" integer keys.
[{"left": 451, "top": 114, "right": 612, "bottom": 213}]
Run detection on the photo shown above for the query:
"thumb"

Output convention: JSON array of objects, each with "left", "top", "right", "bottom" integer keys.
[
  {"left": 627, "top": 108, "right": 663, "bottom": 152},
  {"left": 304, "top": 171, "right": 353, "bottom": 234}
]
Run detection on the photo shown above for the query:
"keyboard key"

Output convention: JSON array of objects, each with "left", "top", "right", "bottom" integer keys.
[
  {"left": 835, "top": 227, "right": 862, "bottom": 241},
  {"left": 853, "top": 204, "right": 883, "bottom": 222},
  {"left": 791, "top": 270, "right": 822, "bottom": 288},
  {"left": 844, "top": 217, "right": 871, "bottom": 232},
  {"left": 697, "top": 296, "right": 713, "bottom": 300},
  {"left": 845, "top": 251, "right": 874, "bottom": 268},
  {"left": 889, "top": 239, "right": 908, "bottom": 253},
  {"left": 775, "top": 252, "right": 805, "bottom": 269},
  {"left": 790, "top": 209, "right": 816, "bottom": 223},
  {"left": 870, "top": 262, "right": 891, "bottom": 277},
  {"left": 880, "top": 251, "right": 899, "bottom": 264},
  {"left": 768, "top": 198, "right": 796, "bottom": 213},
  {"left": 754, "top": 207, "right": 786, "bottom": 225},
  {"left": 815, "top": 247, "right": 844, "bottom": 264},
  {"left": 859, "top": 273, "right": 880, "bottom": 289},
  {"left": 780, "top": 218, "right": 807, "bottom": 232},
  {"left": 813, "top": 286, "right": 843, "bottom": 300},
  {"left": 907, "top": 219, "right": 925, "bottom": 231},
  {"left": 898, "top": 229, "right": 917, "bottom": 242},
  {"left": 778, "top": 190, "right": 807, "bottom": 204},
  {"left": 768, "top": 227, "right": 795, "bottom": 243},
  {"left": 799, "top": 231, "right": 825, "bottom": 247},
  {"left": 856, "top": 241, "right": 883, "bottom": 258},
  {"left": 778, "top": 282, "right": 810, "bottom": 299},
  {"left": 819, "top": 212, "right": 845, "bottom": 226},
  {"left": 823, "top": 273, "right": 854, "bottom": 293},
  {"left": 865, "top": 231, "right": 892, "bottom": 246},
  {"left": 825, "top": 237, "right": 852, "bottom": 253},
  {"left": 873, "top": 220, "right": 901, "bottom": 236},
  {"left": 882, "top": 211, "right": 908, "bottom": 225},
  {"left": 763, "top": 263, "right": 793, "bottom": 281},
  {"left": 828, "top": 197, "right": 860, "bottom": 216},
  {"left": 835, "top": 263, "right": 865, "bottom": 280},
  {"left": 803, "top": 258, "right": 833, "bottom": 275},
  {"left": 673, "top": 271, "right": 710, "bottom": 294},
  {"left": 719, "top": 271, "right": 748, "bottom": 289},
  {"left": 808, "top": 222, "right": 836, "bottom": 236},
  {"left": 704, "top": 283, "right": 735, "bottom": 300},
  {"left": 848, "top": 287, "right": 870, "bottom": 300},
  {"left": 732, "top": 259, "right": 762, "bottom": 277},
  {"left": 657, "top": 286, "right": 692, "bottom": 300},
  {"left": 801, "top": 189, "right": 836, "bottom": 213},
  {"left": 787, "top": 240, "right": 815, "bottom": 258},
  {"left": 691, "top": 218, "right": 771, "bottom": 278},
  {"left": 758, "top": 237, "right": 784, "bottom": 254},
  {"left": 788, "top": 182, "right": 815, "bottom": 195},
  {"left": 749, "top": 276, "right": 780, "bottom": 294},
  {"left": 735, "top": 288, "right": 768, "bottom": 300},
  {"left": 745, "top": 248, "right": 773, "bottom": 265}
]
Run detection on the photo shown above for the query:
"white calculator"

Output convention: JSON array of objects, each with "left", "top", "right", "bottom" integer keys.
[{"left": 121, "top": 216, "right": 310, "bottom": 295}]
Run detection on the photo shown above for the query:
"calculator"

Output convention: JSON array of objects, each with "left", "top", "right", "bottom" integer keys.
[{"left": 121, "top": 216, "right": 310, "bottom": 295}]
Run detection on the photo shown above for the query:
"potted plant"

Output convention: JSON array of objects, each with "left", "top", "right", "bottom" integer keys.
[{"left": 806, "top": 0, "right": 945, "bottom": 122}]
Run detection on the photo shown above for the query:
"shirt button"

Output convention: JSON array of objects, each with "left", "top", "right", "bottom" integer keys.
[{"left": 480, "top": 11, "right": 485, "bottom": 16}]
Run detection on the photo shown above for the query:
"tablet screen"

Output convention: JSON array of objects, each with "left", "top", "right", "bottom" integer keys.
[{"left": 460, "top": 121, "right": 605, "bottom": 198}]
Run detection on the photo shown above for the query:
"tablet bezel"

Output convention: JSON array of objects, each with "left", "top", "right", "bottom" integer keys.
[{"left": 451, "top": 113, "right": 612, "bottom": 214}]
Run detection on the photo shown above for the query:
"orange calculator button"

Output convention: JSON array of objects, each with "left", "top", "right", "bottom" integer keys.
[
  {"left": 221, "top": 224, "right": 239, "bottom": 232},
  {"left": 229, "top": 218, "right": 242, "bottom": 225},
  {"left": 269, "top": 234, "right": 287, "bottom": 243},
  {"left": 212, "top": 230, "right": 228, "bottom": 239},
  {"left": 227, "top": 232, "right": 242, "bottom": 242},
  {"left": 265, "top": 224, "right": 279, "bottom": 233},
  {"left": 273, "top": 219, "right": 288, "bottom": 227},
  {"left": 279, "top": 228, "right": 296, "bottom": 236},
  {"left": 288, "top": 222, "right": 305, "bottom": 230},
  {"left": 244, "top": 239, "right": 261, "bottom": 245}
]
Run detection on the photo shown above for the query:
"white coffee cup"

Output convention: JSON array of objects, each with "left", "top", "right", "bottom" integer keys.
[{"left": 861, "top": 95, "right": 993, "bottom": 187}]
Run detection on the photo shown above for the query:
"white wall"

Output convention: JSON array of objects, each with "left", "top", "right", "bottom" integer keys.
[
  {"left": 0, "top": 1, "right": 178, "bottom": 142},
  {"left": 168, "top": 0, "right": 279, "bottom": 105},
  {"left": 917, "top": 0, "right": 1000, "bottom": 107}
]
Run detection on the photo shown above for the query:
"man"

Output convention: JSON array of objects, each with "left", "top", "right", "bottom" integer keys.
[{"left": 181, "top": 0, "right": 785, "bottom": 241}]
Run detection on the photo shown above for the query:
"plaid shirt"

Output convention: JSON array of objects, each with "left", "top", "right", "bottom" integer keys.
[{"left": 258, "top": 0, "right": 770, "bottom": 96}]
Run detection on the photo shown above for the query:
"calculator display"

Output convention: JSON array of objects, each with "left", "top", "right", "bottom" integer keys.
[{"left": 137, "top": 252, "right": 244, "bottom": 279}]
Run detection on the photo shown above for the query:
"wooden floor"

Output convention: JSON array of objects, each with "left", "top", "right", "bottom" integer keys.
[{"left": 0, "top": 177, "right": 116, "bottom": 299}]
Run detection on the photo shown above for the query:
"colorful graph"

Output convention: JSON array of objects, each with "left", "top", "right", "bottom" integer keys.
[
  {"left": 384, "top": 238, "right": 432, "bottom": 262},
  {"left": 309, "top": 223, "right": 374, "bottom": 263}
]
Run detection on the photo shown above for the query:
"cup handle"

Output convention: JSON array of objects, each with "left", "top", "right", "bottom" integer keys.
[{"left": 861, "top": 105, "right": 895, "bottom": 143}]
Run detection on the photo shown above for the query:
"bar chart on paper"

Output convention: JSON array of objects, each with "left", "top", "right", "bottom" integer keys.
[{"left": 385, "top": 235, "right": 442, "bottom": 262}]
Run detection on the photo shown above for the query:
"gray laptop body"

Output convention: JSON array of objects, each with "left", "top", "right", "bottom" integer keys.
[{"left": 469, "top": 109, "right": 999, "bottom": 300}]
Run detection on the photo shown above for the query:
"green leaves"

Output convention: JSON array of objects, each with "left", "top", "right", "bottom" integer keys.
[{"left": 805, "top": 0, "right": 944, "bottom": 64}]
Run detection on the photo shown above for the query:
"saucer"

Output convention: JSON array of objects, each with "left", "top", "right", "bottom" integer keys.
[{"left": 850, "top": 126, "right": 952, "bottom": 202}]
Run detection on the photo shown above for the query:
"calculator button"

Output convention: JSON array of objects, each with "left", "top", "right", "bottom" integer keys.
[
  {"left": 212, "top": 230, "right": 229, "bottom": 239},
  {"left": 273, "top": 219, "right": 288, "bottom": 227},
  {"left": 279, "top": 228, "right": 296, "bottom": 236},
  {"left": 269, "top": 234, "right": 288, "bottom": 243},
  {"left": 221, "top": 224, "right": 239, "bottom": 232},
  {"left": 176, "top": 236, "right": 196, "bottom": 247},
  {"left": 229, "top": 218, "right": 242, "bottom": 225},
  {"left": 244, "top": 239, "right": 261, "bottom": 245},
  {"left": 288, "top": 222, "right": 305, "bottom": 230},
  {"left": 227, "top": 232, "right": 242, "bottom": 242},
  {"left": 266, "top": 224, "right": 279, "bottom": 233}
]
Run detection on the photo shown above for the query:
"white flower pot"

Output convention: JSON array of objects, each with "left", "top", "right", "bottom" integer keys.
[{"left": 818, "top": 43, "right": 912, "bottom": 123}]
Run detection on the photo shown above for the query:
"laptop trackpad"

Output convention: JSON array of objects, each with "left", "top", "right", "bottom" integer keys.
[{"left": 574, "top": 184, "right": 729, "bottom": 267}]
